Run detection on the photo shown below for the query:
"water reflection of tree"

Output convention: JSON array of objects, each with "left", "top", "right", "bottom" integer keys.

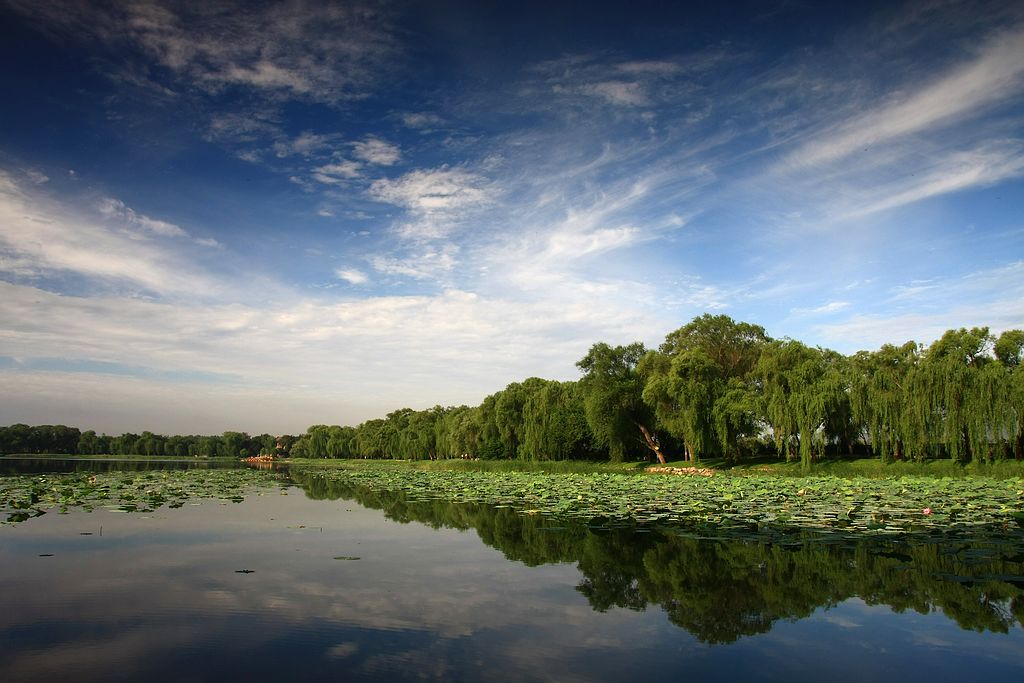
[{"left": 293, "top": 471, "right": 1024, "bottom": 643}]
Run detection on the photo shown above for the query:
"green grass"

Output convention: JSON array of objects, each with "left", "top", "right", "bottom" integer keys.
[
  {"left": 288, "top": 455, "right": 1024, "bottom": 479},
  {"left": 287, "top": 457, "right": 650, "bottom": 474},
  {"left": 717, "top": 457, "right": 1024, "bottom": 479}
]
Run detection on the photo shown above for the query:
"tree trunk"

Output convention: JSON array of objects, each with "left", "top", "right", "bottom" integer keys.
[{"left": 636, "top": 423, "right": 667, "bottom": 464}]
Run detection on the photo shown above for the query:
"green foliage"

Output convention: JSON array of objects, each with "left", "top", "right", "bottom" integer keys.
[
  {"left": 755, "top": 341, "right": 845, "bottom": 466},
  {"left": 520, "top": 380, "right": 598, "bottom": 460},
  {"left": 995, "top": 329, "right": 1024, "bottom": 368},
  {"left": 577, "top": 341, "right": 656, "bottom": 461},
  {"left": 640, "top": 315, "right": 770, "bottom": 461}
]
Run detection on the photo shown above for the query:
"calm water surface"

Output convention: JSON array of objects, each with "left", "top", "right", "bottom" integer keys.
[{"left": 1, "top": 458, "right": 1022, "bottom": 682}]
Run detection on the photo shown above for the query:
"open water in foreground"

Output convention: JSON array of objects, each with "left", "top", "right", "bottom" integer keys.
[{"left": 1, "top": 458, "right": 1022, "bottom": 682}]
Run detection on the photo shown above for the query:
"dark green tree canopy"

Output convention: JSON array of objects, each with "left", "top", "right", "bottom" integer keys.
[
  {"left": 640, "top": 315, "right": 770, "bottom": 462},
  {"left": 577, "top": 342, "right": 661, "bottom": 462}
]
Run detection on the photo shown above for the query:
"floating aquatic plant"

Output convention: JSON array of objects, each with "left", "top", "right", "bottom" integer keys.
[
  {"left": 0, "top": 468, "right": 282, "bottom": 523},
  {"left": 291, "top": 462, "right": 1024, "bottom": 539}
]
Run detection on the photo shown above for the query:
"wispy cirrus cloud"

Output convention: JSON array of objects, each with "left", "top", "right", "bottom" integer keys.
[
  {"left": 7, "top": 0, "right": 399, "bottom": 104},
  {"left": 98, "top": 197, "right": 188, "bottom": 238},
  {"left": 370, "top": 167, "right": 490, "bottom": 214},
  {"left": 369, "top": 244, "right": 460, "bottom": 280},
  {"left": 571, "top": 80, "right": 650, "bottom": 106},
  {"left": 535, "top": 56, "right": 671, "bottom": 109},
  {"left": 0, "top": 172, "right": 222, "bottom": 296},
  {"left": 272, "top": 131, "right": 338, "bottom": 158},
  {"left": 840, "top": 141, "right": 1024, "bottom": 218},
  {"left": 741, "top": 22, "right": 1024, "bottom": 235},
  {"left": 400, "top": 111, "right": 446, "bottom": 131},
  {"left": 790, "top": 301, "right": 851, "bottom": 316},
  {"left": 97, "top": 197, "right": 221, "bottom": 249},
  {"left": 786, "top": 27, "right": 1024, "bottom": 169},
  {"left": 369, "top": 167, "right": 493, "bottom": 241},
  {"left": 812, "top": 261, "right": 1024, "bottom": 351}
]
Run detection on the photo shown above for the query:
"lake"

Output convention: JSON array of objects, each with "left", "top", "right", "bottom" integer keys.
[{"left": 2, "top": 458, "right": 1023, "bottom": 682}]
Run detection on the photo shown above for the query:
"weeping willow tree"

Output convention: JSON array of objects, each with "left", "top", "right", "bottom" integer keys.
[
  {"left": 995, "top": 330, "right": 1024, "bottom": 459},
  {"left": 493, "top": 378, "right": 549, "bottom": 459},
  {"left": 577, "top": 342, "right": 664, "bottom": 462},
  {"left": 711, "top": 377, "right": 762, "bottom": 461},
  {"left": 917, "top": 327, "right": 1024, "bottom": 464},
  {"left": 437, "top": 405, "right": 481, "bottom": 458},
  {"left": 848, "top": 342, "right": 922, "bottom": 461},
  {"left": 639, "top": 315, "right": 769, "bottom": 462},
  {"left": 640, "top": 347, "right": 720, "bottom": 461},
  {"left": 520, "top": 380, "right": 596, "bottom": 460},
  {"left": 913, "top": 327, "right": 1000, "bottom": 463},
  {"left": 819, "top": 349, "right": 859, "bottom": 455},
  {"left": 755, "top": 340, "right": 848, "bottom": 467},
  {"left": 474, "top": 392, "right": 509, "bottom": 459}
]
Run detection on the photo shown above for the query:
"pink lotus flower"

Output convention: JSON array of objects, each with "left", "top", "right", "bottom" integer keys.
[{"left": 922, "top": 507, "right": 932, "bottom": 515}]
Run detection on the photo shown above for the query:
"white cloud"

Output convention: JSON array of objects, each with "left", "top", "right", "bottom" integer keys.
[
  {"left": 791, "top": 301, "right": 851, "bottom": 315},
  {"left": 841, "top": 142, "right": 1024, "bottom": 218},
  {"left": 370, "top": 167, "right": 489, "bottom": 212},
  {"left": 369, "top": 167, "right": 492, "bottom": 242},
  {"left": 401, "top": 112, "right": 445, "bottom": 129},
  {"left": 98, "top": 197, "right": 189, "bottom": 238},
  {"left": 578, "top": 81, "right": 649, "bottom": 106},
  {"left": 96, "top": 197, "right": 220, "bottom": 247},
  {"left": 0, "top": 276, "right": 663, "bottom": 432},
  {"left": 25, "top": 169, "right": 49, "bottom": 184},
  {"left": 546, "top": 225, "right": 639, "bottom": 259},
  {"left": 336, "top": 268, "right": 368, "bottom": 285},
  {"left": 313, "top": 160, "right": 363, "bottom": 184},
  {"left": 352, "top": 137, "right": 401, "bottom": 165},
  {"left": 273, "top": 131, "right": 335, "bottom": 157},
  {"left": 209, "top": 59, "right": 314, "bottom": 95},
  {"left": 206, "top": 112, "right": 281, "bottom": 144},
  {"left": 615, "top": 60, "right": 682, "bottom": 76},
  {"left": 369, "top": 244, "right": 459, "bottom": 280},
  {"left": 0, "top": 175, "right": 222, "bottom": 296},
  {"left": 531, "top": 54, "right": 701, "bottom": 112},
  {"left": 814, "top": 262, "right": 1024, "bottom": 351},
  {"left": 11, "top": 1, "right": 399, "bottom": 104},
  {"left": 788, "top": 27, "right": 1024, "bottom": 168}
]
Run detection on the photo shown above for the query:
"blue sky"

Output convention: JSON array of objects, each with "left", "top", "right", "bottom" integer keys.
[{"left": 1, "top": 0, "right": 1022, "bottom": 435}]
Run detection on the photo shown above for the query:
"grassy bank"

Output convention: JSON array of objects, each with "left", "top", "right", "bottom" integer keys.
[
  {"left": 8, "top": 453, "right": 1024, "bottom": 478},
  {"left": 710, "top": 457, "right": 1024, "bottom": 479},
  {"left": 287, "top": 457, "right": 648, "bottom": 474},
  {"left": 287, "top": 456, "right": 1024, "bottom": 479}
]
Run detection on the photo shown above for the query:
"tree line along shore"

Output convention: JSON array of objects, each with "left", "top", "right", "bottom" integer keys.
[{"left": 2, "top": 315, "right": 1022, "bottom": 467}]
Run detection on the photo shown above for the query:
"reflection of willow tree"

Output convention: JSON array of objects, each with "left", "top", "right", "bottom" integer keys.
[{"left": 292, "top": 470, "right": 1024, "bottom": 643}]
